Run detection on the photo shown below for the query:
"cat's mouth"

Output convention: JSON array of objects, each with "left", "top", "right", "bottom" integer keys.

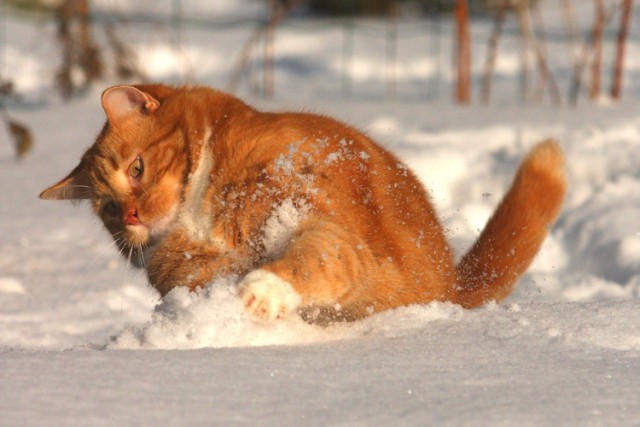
[
  {"left": 124, "top": 223, "right": 150, "bottom": 246},
  {"left": 118, "top": 206, "right": 179, "bottom": 269},
  {"left": 124, "top": 205, "right": 178, "bottom": 242}
]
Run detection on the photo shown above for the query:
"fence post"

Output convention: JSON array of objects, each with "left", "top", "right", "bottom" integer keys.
[
  {"left": 590, "top": 0, "right": 605, "bottom": 100},
  {"left": 611, "top": 0, "right": 634, "bottom": 100},
  {"left": 454, "top": 0, "right": 471, "bottom": 104}
]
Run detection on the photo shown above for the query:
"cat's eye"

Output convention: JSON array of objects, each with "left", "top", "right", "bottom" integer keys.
[
  {"left": 103, "top": 200, "right": 119, "bottom": 216},
  {"left": 129, "top": 156, "right": 144, "bottom": 179}
]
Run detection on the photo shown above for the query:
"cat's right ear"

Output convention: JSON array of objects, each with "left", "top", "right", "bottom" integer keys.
[
  {"left": 39, "top": 161, "right": 92, "bottom": 200},
  {"left": 101, "top": 85, "right": 160, "bottom": 126}
]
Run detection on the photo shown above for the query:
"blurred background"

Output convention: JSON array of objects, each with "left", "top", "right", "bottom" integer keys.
[{"left": 0, "top": 0, "right": 637, "bottom": 157}]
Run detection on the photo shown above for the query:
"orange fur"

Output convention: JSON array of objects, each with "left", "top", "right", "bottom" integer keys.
[{"left": 41, "top": 84, "right": 566, "bottom": 323}]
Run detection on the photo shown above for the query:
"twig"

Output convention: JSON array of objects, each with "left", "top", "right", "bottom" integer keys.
[
  {"left": 481, "top": 6, "right": 506, "bottom": 105},
  {"left": 590, "top": 0, "right": 605, "bottom": 100},
  {"left": 229, "top": 0, "right": 302, "bottom": 96},
  {"left": 454, "top": 0, "right": 471, "bottom": 104},
  {"left": 611, "top": 0, "right": 634, "bottom": 100},
  {"left": 0, "top": 81, "right": 34, "bottom": 160}
]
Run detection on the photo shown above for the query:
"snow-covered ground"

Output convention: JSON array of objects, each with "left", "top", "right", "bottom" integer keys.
[{"left": 1, "top": 1, "right": 639, "bottom": 425}]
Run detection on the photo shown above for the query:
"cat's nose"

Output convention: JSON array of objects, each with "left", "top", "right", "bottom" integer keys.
[{"left": 124, "top": 208, "right": 140, "bottom": 226}]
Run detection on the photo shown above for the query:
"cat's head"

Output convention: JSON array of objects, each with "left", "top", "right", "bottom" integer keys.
[{"left": 40, "top": 85, "right": 188, "bottom": 266}]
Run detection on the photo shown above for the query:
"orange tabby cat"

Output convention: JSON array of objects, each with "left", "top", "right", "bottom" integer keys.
[{"left": 40, "top": 84, "right": 566, "bottom": 322}]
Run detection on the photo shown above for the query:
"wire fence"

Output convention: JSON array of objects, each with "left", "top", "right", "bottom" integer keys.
[
  {"left": 1, "top": 0, "right": 638, "bottom": 106},
  {"left": 222, "top": 10, "right": 637, "bottom": 105}
]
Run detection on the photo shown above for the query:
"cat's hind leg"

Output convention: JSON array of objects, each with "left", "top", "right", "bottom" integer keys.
[
  {"left": 239, "top": 269, "right": 301, "bottom": 321},
  {"left": 239, "top": 218, "right": 391, "bottom": 322}
]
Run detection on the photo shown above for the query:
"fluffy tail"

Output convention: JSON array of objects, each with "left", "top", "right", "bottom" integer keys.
[{"left": 453, "top": 139, "right": 567, "bottom": 308}]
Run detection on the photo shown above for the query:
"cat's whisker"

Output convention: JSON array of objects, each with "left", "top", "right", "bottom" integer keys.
[
  {"left": 115, "top": 241, "right": 127, "bottom": 258},
  {"left": 112, "top": 236, "right": 130, "bottom": 261},
  {"left": 59, "top": 236, "right": 126, "bottom": 303},
  {"left": 128, "top": 244, "right": 133, "bottom": 264},
  {"left": 138, "top": 246, "right": 148, "bottom": 271},
  {"left": 138, "top": 243, "right": 148, "bottom": 270}
]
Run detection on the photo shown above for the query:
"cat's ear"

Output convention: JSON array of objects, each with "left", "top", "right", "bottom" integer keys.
[
  {"left": 101, "top": 85, "right": 160, "bottom": 126},
  {"left": 39, "top": 161, "right": 92, "bottom": 200}
]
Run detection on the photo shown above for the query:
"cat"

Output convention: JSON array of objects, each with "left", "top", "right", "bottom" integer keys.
[{"left": 40, "top": 84, "right": 566, "bottom": 323}]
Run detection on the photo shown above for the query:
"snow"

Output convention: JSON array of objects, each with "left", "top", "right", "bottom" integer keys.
[
  {"left": 0, "top": 277, "right": 25, "bottom": 294},
  {"left": 1, "top": 1, "right": 639, "bottom": 425},
  {"left": 262, "top": 199, "right": 309, "bottom": 260}
]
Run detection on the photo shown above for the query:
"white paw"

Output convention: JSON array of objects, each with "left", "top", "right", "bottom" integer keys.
[{"left": 238, "top": 269, "right": 301, "bottom": 321}]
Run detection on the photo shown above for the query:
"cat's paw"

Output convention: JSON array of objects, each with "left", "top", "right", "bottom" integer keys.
[{"left": 238, "top": 269, "right": 301, "bottom": 321}]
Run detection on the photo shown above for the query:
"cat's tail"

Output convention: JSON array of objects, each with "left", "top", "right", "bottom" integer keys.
[{"left": 452, "top": 139, "right": 567, "bottom": 308}]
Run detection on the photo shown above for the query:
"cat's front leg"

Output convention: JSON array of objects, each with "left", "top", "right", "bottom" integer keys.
[{"left": 147, "top": 230, "right": 243, "bottom": 297}]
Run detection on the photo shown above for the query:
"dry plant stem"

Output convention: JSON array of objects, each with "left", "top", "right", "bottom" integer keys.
[
  {"left": 57, "top": 1, "right": 73, "bottom": 99},
  {"left": 454, "top": 0, "right": 471, "bottom": 104},
  {"left": 531, "top": 1, "right": 547, "bottom": 103},
  {"left": 0, "top": 94, "right": 33, "bottom": 160},
  {"left": 56, "top": 0, "right": 103, "bottom": 99},
  {"left": 611, "top": 0, "right": 633, "bottom": 99},
  {"left": 517, "top": 1, "right": 561, "bottom": 106},
  {"left": 561, "top": 0, "right": 579, "bottom": 61},
  {"left": 516, "top": 0, "right": 531, "bottom": 103},
  {"left": 229, "top": 0, "right": 302, "bottom": 96},
  {"left": 105, "top": 23, "right": 147, "bottom": 81},
  {"left": 481, "top": 6, "right": 505, "bottom": 105},
  {"left": 590, "top": 0, "right": 605, "bottom": 100},
  {"left": 569, "top": 2, "right": 617, "bottom": 105},
  {"left": 77, "top": 0, "right": 102, "bottom": 82}
]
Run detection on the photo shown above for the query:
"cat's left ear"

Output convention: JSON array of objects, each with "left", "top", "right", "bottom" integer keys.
[
  {"left": 101, "top": 85, "right": 160, "bottom": 126},
  {"left": 39, "top": 161, "right": 92, "bottom": 200}
]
